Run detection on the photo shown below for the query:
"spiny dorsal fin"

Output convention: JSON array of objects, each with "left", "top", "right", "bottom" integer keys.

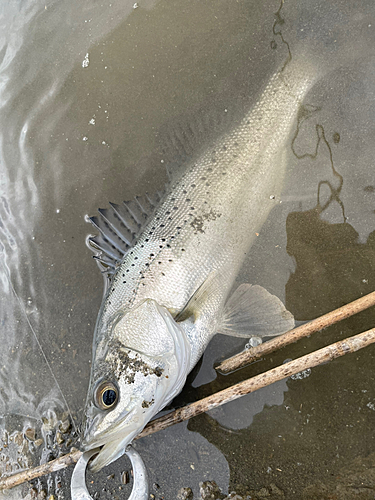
[{"left": 86, "top": 191, "right": 164, "bottom": 277}]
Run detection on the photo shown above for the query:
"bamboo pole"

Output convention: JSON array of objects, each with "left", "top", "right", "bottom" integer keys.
[
  {"left": 1, "top": 326, "right": 375, "bottom": 491},
  {"left": 216, "top": 290, "right": 375, "bottom": 374}
]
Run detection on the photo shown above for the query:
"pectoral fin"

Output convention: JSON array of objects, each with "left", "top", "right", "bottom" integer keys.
[
  {"left": 217, "top": 284, "right": 294, "bottom": 338},
  {"left": 175, "top": 271, "right": 219, "bottom": 322}
]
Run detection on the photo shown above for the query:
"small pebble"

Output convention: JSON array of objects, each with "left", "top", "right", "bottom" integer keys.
[
  {"left": 25, "top": 428, "right": 36, "bottom": 441},
  {"left": 55, "top": 431, "right": 64, "bottom": 445},
  {"left": 59, "top": 419, "right": 71, "bottom": 434},
  {"left": 121, "top": 471, "right": 129, "bottom": 484},
  {"left": 177, "top": 487, "right": 193, "bottom": 500},
  {"left": 199, "top": 481, "right": 223, "bottom": 499}
]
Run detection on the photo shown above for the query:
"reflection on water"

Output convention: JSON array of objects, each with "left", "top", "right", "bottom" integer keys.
[{"left": 0, "top": 0, "right": 375, "bottom": 498}]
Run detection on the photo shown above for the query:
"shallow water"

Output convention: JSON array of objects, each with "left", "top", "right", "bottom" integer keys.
[{"left": 0, "top": 0, "right": 375, "bottom": 498}]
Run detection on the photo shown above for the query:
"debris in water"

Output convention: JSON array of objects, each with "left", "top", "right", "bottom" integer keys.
[
  {"left": 177, "top": 487, "right": 193, "bottom": 500},
  {"left": 82, "top": 53, "right": 89, "bottom": 68}
]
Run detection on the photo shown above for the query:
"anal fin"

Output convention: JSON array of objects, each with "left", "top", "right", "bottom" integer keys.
[{"left": 218, "top": 284, "right": 294, "bottom": 339}]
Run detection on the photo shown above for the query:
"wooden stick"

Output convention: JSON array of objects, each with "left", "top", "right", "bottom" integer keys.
[
  {"left": 216, "top": 290, "right": 375, "bottom": 374},
  {"left": 0, "top": 449, "right": 83, "bottom": 491},
  {"left": 139, "top": 327, "right": 375, "bottom": 435},
  {"left": 1, "top": 326, "right": 375, "bottom": 491}
]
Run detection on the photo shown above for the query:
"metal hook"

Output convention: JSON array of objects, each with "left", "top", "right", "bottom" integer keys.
[{"left": 71, "top": 445, "right": 149, "bottom": 500}]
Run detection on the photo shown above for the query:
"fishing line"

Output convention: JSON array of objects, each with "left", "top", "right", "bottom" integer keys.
[{"left": 0, "top": 258, "right": 78, "bottom": 434}]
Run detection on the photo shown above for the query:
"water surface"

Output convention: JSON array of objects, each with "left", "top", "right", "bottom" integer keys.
[{"left": 0, "top": 0, "right": 375, "bottom": 498}]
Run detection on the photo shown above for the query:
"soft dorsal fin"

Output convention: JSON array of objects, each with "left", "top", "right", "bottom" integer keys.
[{"left": 86, "top": 192, "right": 164, "bottom": 277}]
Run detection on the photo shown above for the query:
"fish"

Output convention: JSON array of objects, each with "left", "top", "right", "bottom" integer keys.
[{"left": 81, "top": 58, "right": 315, "bottom": 472}]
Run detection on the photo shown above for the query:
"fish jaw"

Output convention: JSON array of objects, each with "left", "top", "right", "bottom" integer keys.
[{"left": 82, "top": 301, "right": 191, "bottom": 472}]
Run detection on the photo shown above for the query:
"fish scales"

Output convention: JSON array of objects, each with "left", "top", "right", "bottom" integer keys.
[
  {"left": 82, "top": 61, "right": 315, "bottom": 472},
  {"left": 95, "top": 67, "right": 312, "bottom": 361}
]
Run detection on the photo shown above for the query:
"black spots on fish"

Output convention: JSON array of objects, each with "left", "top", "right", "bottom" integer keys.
[
  {"left": 173, "top": 206, "right": 178, "bottom": 210},
  {"left": 166, "top": 211, "right": 171, "bottom": 215},
  {"left": 145, "top": 238, "right": 149, "bottom": 242},
  {"left": 222, "top": 145, "right": 227, "bottom": 151},
  {"left": 150, "top": 253, "right": 155, "bottom": 257},
  {"left": 123, "top": 281, "right": 126, "bottom": 284},
  {"left": 222, "top": 171, "right": 227, "bottom": 175},
  {"left": 131, "top": 263, "right": 135, "bottom": 267},
  {"left": 181, "top": 248, "right": 185, "bottom": 252},
  {"left": 161, "top": 238, "right": 166, "bottom": 242},
  {"left": 191, "top": 183, "right": 196, "bottom": 188},
  {"left": 160, "top": 224, "right": 165, "bottom": 228},
  {"left": 186, "top": 198, "right": 191, "bottom": 202},
  {"left": 154, "top": 367, "right": 163, "bottom": 377},
  {"left": 122, "top": 273, "right": 125, "bottom": 277},
  {"left": 190, "top": 207, "right": 195, "bottom": 211},
  {"left": 168, "top": 259, "right": 173, "bottom": 262},
  {"left": 182, "top": 190, "right": 187, "bottom": 194}
]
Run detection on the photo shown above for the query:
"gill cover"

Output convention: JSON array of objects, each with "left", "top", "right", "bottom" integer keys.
[{"left": 82, "top": 299, "right": 191, "bottom": 472}]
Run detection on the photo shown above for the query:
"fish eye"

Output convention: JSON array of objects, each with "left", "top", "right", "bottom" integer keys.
[{"left": 94, "top": 381, "right": 118, "bottom": 410}]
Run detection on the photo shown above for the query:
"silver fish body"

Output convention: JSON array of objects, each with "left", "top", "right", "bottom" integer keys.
[{"left": 82, "top": 61, "right": 315, "bottom": 471}]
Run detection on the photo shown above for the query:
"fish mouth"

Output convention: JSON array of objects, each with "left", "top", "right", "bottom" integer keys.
[
  {"left": 81, "top": 405, "right": 136, "bottom": 450},
  {"left": 86, "top": 431, "right": 140, "bottom": 472},
  {"left": 82, "top": 408, "right": 142, "bottom": 472}
]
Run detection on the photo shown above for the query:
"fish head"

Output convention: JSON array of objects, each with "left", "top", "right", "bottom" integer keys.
[{"left": 81, "top": 299, "right": 191, "bottom": 472}]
